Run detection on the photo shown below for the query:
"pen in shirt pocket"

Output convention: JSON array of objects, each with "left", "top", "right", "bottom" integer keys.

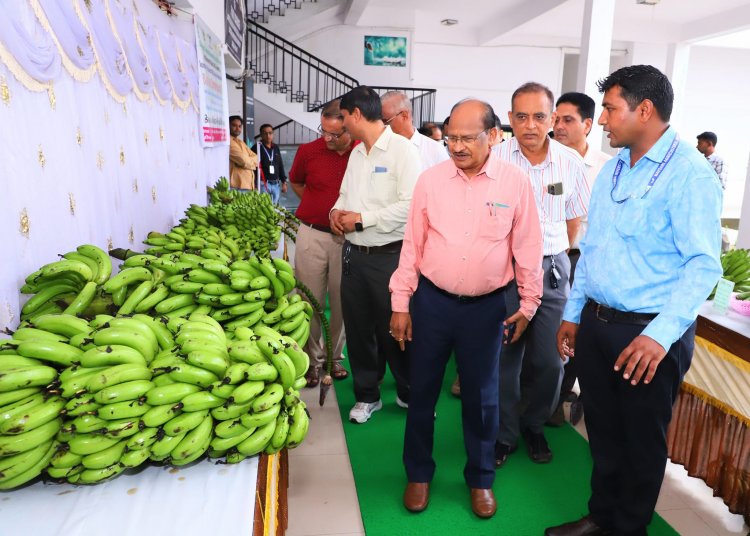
[{"left": 486, "top": 201, "right": 510, "bottom": 216}]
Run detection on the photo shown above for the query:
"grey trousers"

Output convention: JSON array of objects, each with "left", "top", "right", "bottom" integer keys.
[
  {"left": 293, "top": 224, "right": 346, "bottom": 368},
  {"left": 498, "top": 252, "right": 569, "bottom": 445}
]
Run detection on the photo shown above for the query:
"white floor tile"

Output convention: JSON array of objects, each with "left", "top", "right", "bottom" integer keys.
[{"left": 659, "top": 509, "right": 718, "bottom": 536}]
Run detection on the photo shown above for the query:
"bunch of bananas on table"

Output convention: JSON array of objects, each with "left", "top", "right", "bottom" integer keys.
[
  {"left": 0, "top": 312, "right": 310, "bottom": 489},
  {"left": 712, "top": 248, "right": 750, "bottom": 300}
]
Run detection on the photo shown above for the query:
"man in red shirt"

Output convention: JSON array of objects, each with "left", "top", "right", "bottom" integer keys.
[
  {"left": 290, "top": 99, "right": 356, "bottom": 386},
  {"left": 390, "top": 99, "right": 543, "bottom": 518}
]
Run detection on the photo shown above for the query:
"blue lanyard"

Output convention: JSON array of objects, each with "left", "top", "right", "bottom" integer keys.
[
  {"left": 261, "top": 144, "right": 275, "bottom": 163},
  {"left": 610, "top": 134, "right": 680, "bottom": 204}
]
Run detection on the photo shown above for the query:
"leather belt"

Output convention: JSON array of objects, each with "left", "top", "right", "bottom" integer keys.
[
  {"left": 585, "top": 300, "right": 657, "bottom": 326},
  {"left": 421, "top": 276, "right": 505, "bottom": 303},
  {"left": 349, "top": 241, "right": 403, "bottom": 254},
  {"left": 303, "top": 221, "right": 333, "bottom": 234}
]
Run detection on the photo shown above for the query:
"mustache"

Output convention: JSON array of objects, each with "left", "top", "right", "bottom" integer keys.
[{"left": 451, "top": 151, "right": 469, "bottom": 157}]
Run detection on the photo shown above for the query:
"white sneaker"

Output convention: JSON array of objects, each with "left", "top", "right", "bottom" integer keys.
[
  {"left": 395, "top": 396, "right": 408, "bottom": 409},
  {"left": 349, "top": 400, "right": 382, "bottom": 424}
]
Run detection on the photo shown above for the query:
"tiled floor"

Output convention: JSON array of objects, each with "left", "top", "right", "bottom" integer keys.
[{"left": 287, "top": 388, "right": 748, "bottom": 536}]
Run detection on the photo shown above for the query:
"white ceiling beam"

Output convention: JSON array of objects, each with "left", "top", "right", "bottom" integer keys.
[
  {"left": 343, "top": 0, "right": 370, "bottom": 26},
  {"left": 680, "top": 4, "right": 750, "bottom": 43},
  {"left": 476, "top": 0, "right": 569, "bottom": 46}
]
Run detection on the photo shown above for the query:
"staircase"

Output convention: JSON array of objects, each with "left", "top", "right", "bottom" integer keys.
[{"left": 246, "top": 12, "right": 437, "bottom": 144}]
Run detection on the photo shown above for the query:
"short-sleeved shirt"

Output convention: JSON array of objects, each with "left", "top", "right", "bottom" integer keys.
[{"left": 289, "top": 137, "right": 356, "bottom": 228}]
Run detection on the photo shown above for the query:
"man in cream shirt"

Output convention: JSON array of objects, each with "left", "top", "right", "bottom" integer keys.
[
  {"left": 551, "top": 91, "right": 611, "bottom": 425},
  {"left": 228, "top": 115, "right": 258, "bottom": 191},
  {"left": 330, "top": 86, "right": 421, "bottom": 424},
  {"left": 380, "top": 91, "right": 449, "bottom": 172}
]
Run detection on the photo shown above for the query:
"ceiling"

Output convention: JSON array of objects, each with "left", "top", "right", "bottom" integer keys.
[{"left": 264, "top": 0, "right": 750, "bottom": 49}]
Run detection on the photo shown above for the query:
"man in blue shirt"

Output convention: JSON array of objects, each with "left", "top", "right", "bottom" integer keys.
[{"left": 545, "top": 65, "right": 722, "bottom": 536}]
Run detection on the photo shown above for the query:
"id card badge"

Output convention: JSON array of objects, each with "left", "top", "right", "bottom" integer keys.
[{"left": 268, "top": 165, "right": 275, "bottom": 175}]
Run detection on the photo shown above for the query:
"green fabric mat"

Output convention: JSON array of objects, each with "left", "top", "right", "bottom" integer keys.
[{"left": 333, "top": 358, "right": 678, "bottom": 536}]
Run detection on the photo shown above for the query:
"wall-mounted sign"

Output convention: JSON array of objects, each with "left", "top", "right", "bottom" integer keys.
[
  {"left": 364, "top": 36, "right": 407, "bottom": 67},
  {"left": 195, "top": 16, "right": 229, "bottom": 146}
]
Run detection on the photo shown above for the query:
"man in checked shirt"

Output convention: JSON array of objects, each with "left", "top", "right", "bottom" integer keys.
[{"left": 493, "top": 82, "right": 590, "bottom": 467}]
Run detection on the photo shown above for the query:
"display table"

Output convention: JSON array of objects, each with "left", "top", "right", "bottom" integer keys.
[
  {"left": 0, "top": 451, "right": 288, "bottom": 535},
  {"left": 667, "top": 302, "right": 750, "bottom": 523}
]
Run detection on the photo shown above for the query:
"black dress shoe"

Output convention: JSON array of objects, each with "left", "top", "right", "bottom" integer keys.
[
  {"left": 544, "top": 515, "right": 612, "bottom": 536},
  {"left": 546, "top": 403, "right": 565, "bottom": 427},
  {"left": 522, "top": 428, "right": 552, "bottom": 463},
  {"left": 494, "top": 442, "right": 517, "bottom": 468}
]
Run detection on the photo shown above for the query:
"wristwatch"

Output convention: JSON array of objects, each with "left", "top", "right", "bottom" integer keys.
[{"left": 355, "top": 217, "right": 363, "bottom": 232}]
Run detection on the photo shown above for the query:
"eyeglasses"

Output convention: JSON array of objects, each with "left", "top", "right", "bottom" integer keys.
[
  {"left": 444, "top": 129, "right": 490, "bottom": 146},
  {"left": 383, "top": 111, "right": 405, "bottom": 125},
  {"left": 318, "top": 125, "right": 347, "bottom": 140}
]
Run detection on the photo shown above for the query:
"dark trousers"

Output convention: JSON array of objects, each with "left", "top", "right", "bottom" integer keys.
[
  {"left": 340, "top": 245, "right": 409, "bottom": 403},
  {"left": 577, "top": 306, "right": 695, "bottom": 536},
  {"left": 560, "top": 249, "right": 581, "bottom": 397},
  {"left": 404, "top": 278, "right": 506, "bottom": 489}
]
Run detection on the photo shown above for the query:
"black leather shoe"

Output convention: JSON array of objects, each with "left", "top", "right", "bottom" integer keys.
[
  {"left": 522, "top": 428, "right": 552, "bottom": 463},
  {"left": 494, "top": 442, "right": 517, "bottom": 468},
  {"left": 544, "top": 515, "right": 612, "bottom": 536},
  {"left": 546, "top": 403, "right": 565, "bottom": 427}
]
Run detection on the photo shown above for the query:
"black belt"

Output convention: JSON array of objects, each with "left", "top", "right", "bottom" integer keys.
[
  {"left": 585, "top": 300, "right": 657, "bottom": 326},
  {"left": 421, "top": 276, "right": 505, "bottom": 303},
  {"left": 349, "top": 241, "right": 402, "bottom": 254},
  {"left": 303, "top": 221, "right": 333, "bottom": 234}
]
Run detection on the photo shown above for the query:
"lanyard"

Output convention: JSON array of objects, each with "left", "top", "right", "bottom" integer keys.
[
  {"left": 260, "top": 144, "right": 275, "bottom": 163},
  {"left": 610, "top": 134, "right": 679, "bottom": 204}
]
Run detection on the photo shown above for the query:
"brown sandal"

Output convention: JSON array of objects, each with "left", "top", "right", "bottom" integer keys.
[
  {"left": 305, "top": 367, "right": 320, "bottom": 388},
  {"left": 332, "top": 362, "right": 348, "bottom": 380}
]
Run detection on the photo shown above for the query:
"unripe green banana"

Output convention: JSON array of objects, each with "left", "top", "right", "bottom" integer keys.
[
  {"left": 76, "top": 463, "right": 124, "bottom": 484},
  {"left": 162, "top": 304, "right": 198, "bottom": 319},
  {"left": 82, "top": 439, "right": 127, "bottom": 469},
  {"left": 280, "top": 301, "right": 306, "bottom": 320},
  {"left": 21, "top": 283, "right": 80, "bottom": 315},
  {"left": 86, "top": 363, "right": 152, "bottom": 393},
  {"left": 251, "top": 383, "right": 285, "bottom": 413},
  {"left": 210, "top": 399, "right": 253, "bottom": 421},
  {"left": 176, "top": 329, "right": 226, "bottom": 349},
  {"left": 229, "top": 300, "right": 267, "bottom": 317},
  {"left": 207, "top": 381, "right": 236, "bottom": 399},
  {"left": 253, "top": 325, "right": 285, "bottom": 341},
  {"left": 80, "top": 344, "right": 147, "bottom": 367},
  {"left": 10, "top": 327, "right": 68, "bottom": 343},
  {"left": 126, "top": 426, "right": 159, "bottom": 450},
  {"left": 0, "top": 441, "right": 57, "bottom": 490},
  {"left": 31, "top": 314, "right": 92, "bottom": 339},
  {"left": 105, "top": 317, "right": 159, "bottom": 355},
  {"left": 293, "top": 376, "right": 308, "bottom": 390},
  {"left": 246, "top": 362, "right": 279, "bottom": 383},
  {"left": 0, "top": 417, "right": 61, "bottom": 457},
  {"left": 63, "top": 394, "right": 101, "bottom": 417},
  {"left": 286, "top": 405, "right": 310, "bottom": 448},
  {"left": 197, "top": 260, "right": 232, "bottom": 277},
  {"left": 233, "top": 327, "right": 255, "bottom": 341},
  {"left": 96, "top": 399, "right": 151, "bottom": 420},
  {"left": 133, "top": 284, "right": 171, "bottom": 314},
  {"left": 99, "top": 417, "right": 142, "bottom": 439},
  {"left": 270, "top": 411, "right": 290, "bottom": 450},
  {"left": 103, "top": 267, "right": 152, "bottom": 293},
  {"left": 275, "top": 270, "right": 297, "bottom": 295},
  {"left": 227, "top": 380, "right": 265, "bottom": 406},
  {"left": 15, "top": 340, "right": 83, "bottom": 367},
  {"left": 117, "top": 280, "right": 154, "bottom": 315},
  {"left": 179, "top": 391, "right": 225, "bottom": 413},
  {"left": 0, "top": 355, "right": 44, "bottom": 370},
  {"left": 222, "top": 308, "right": 265, "bottom": 330},
  {"left": 120, "top": 446, "right": 151, "bottom": 468},
  {"left": 266, "top": 349, "right": 296, "bottom": 391},
  {"left": 209, "top": 423, "right": 256, "bottom": 451},
  {"left": 188, "top": 312, "right": 225, "bottom": 333},
  {"left": 169, "top": 281, "right": 205, "bottom": 294},
  {"left": 218, "top": 292, "right": 247, "bottom": 307},
  {"left": 93, "top": 380, "right": 154, "bottom": 404},
  {"left": 199, "top": 248, "right": 231, "bottom": 264},
  {"left": 37, "top": 258, "right": 94, "bottom": 283},
  {"left": 1, "top": 392, "right": 45, "bottom": 423},
  {"left": 168, "top": 363, "right": 218, "bottom": 387},
  {"left": 0, "top": 387, "right": 40, "bottom": 408},
  {"left": 76, "top": 245, "right": 112, "bottom": 285},
  {"left": 214, "top": 418, "right": 250, "bottom": 439},
  {"left": 0, "top": 396, "right": 64, "bottom": 435},
  {"left": 62, "top": 251, "right": 100, "bottom": 283},
  {"left": 63, "top": 281, "right": 99, "bottom": 316},
  {"left": 281, "top": 336, "right": 310, "bottom": 378},
  {"left": 141, "top": 402, "right": 183, "bottom": 428},
  {"left": 49, "top": 447, "right": 83, "bottom": 469},
  {"left": 223, "top": 362, "right": 252, "bottom": 385},
  {"left": 0, "top": 439, "right": 55, "bottom": 481},
  {"left": 283, "top": 388, "right": 301, "bottom": 408},
  {"left": 93, "top": 327, "right": 155, "bottom": 364},
  {"left": 154, "top": 294, "right": 196, "bottom": 314},
  {"left": 132, "top": 314, "right": 175, "bottom": 351},
  {"left": 236, "top": 419, "right": 276, "bottom": 456},
  {"left": 227, "top": 341, "right": 266, "bottom": 366},
  {"left": 202, "top": 283, "right": 234, "bottom": 296},
  {"left": 89, "top": 314, "right": 115, "bottom": 329},
  {"left": 187, "top": 268, "right": 223, "bottom": 284},
  {"left": 225, "top": 450, "right": 247, "bottom": 464},
  {"left": 146, "top": 382, "right": 199, "bottom": 406},
  {"left": 149, "top": 430, "right": 186, "bottom": 459},
  {"left": 69, "top": 413, "right": 107, "bottom": 433},
  {"left": 123, "top": 254, "right": 158, "bottom": 269},
  {"left": 170, "top": 414, "right": 213, "bottom": 465},
  {"left": 278, "top": 311, "right": 306, "bottom": 334},
  {"left": 0, "top": 365, "right": 58, "bottom": 393},
  {"left": 208, "top": 448, "right": 228, "bottom": 459},
  {"left": 163, "top": 409, "right": 209, "bottom": 437}
]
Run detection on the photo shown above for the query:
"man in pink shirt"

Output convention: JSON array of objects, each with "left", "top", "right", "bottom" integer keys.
[{"left": 389, "top": 99, "right": 543, "bottom": 519}]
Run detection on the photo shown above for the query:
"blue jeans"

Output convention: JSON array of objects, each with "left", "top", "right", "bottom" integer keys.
[{"left": 260, "top": 181, "right": 281, "bottom": 204}]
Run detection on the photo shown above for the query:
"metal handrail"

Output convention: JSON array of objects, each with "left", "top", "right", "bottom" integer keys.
[
  {"left": 246, "top": 0, "right": 317, "bottom": 24},
  {"left": 247, "top": 20, "right": 359, "bottom": 112},
  {"left": 369, "top": 86, "right": 437, "bottom": 135},
  {"left": 253, "top": 119, "right": 319, "bottom": 145}
]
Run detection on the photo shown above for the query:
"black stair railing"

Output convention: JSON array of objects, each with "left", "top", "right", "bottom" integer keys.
[
  {"left": 369, "top": 86, "right": 437, "bottom": 135},
  {"left": 247, "top": 21, "right": 359, "bottom": 112},
  {"left": 246, "top": 0, "right": 318, "bottom": 24},
  {"left": 254, "top": 119, "right": 319, "bottom": 145}
]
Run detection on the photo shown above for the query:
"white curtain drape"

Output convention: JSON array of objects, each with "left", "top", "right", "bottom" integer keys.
[{"left": 0, "top": 0, "right": 229, "bottom": 328}]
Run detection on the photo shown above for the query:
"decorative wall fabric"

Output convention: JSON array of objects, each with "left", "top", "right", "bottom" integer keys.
[{"left": 0, "top": 0, "right": 229, "bottom": 328}]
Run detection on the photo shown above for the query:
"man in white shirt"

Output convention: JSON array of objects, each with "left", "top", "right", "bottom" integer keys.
[
  {"left": 380, "top": 91, "right": 449, "bottom": 172},
  {"left": 330, "top": 86, "right": 421, "bottom": 424},
  {"left": 493, "top": 82, "right": 590, "bottom": 467},
  {"left": 552, "top": 91, "right": 612, "bottom": 426},
  {"left": 696, "top": 131, "right": 728, "bottom": 190}
]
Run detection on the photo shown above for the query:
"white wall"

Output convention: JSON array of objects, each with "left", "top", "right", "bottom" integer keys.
[{"left": 680, "top": 45, "right": 750, "bottom": 219}]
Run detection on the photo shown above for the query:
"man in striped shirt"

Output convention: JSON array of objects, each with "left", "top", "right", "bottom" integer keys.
[{"left": 493, "top": 82, "right": 590, "bottom": 467}]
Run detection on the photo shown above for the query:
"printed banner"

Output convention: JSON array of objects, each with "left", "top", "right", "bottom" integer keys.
[{"left": 195, "top": 15, "right": 229, "bottom": 146}]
